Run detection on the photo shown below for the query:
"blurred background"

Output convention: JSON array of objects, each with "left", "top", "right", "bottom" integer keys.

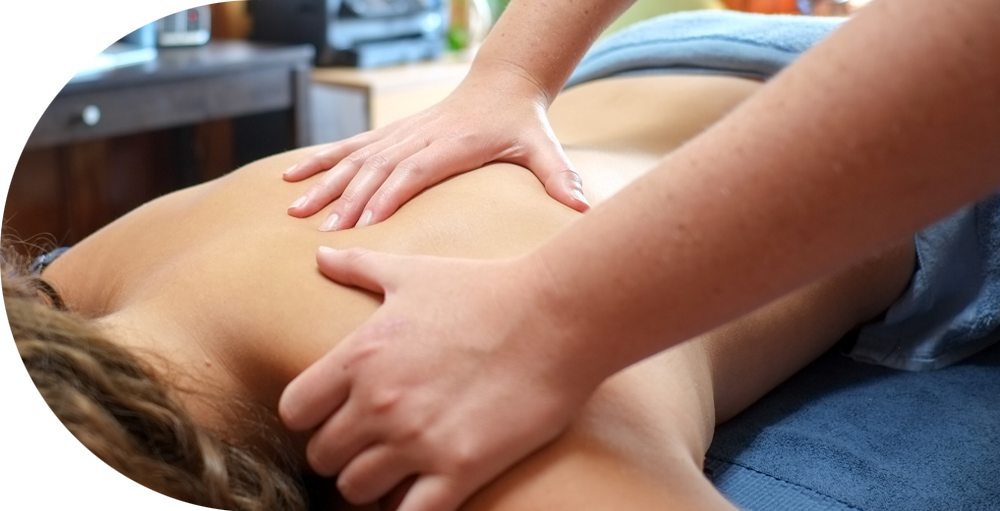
[{"left": 0, "top": 0, "right": 865, "bottom": 254}]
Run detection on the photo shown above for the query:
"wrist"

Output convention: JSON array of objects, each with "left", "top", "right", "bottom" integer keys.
[
  {"left": 463, "top": 55, "right": 560, "bottom": 107},
  {"left": 503, "top": 252, "right": 614, "bottom": 396}
]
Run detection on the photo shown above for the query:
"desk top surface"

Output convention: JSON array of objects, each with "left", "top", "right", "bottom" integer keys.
[
  {"left": 64, "top": 41, "right": 314, "bottom": 95},
  {"left": 312, "top": 52, "right": 472, "bottom": 94}
]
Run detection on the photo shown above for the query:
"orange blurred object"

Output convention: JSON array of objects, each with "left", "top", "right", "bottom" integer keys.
[{"left": 723, "top": 0, "right": 801, "bottom": 14}]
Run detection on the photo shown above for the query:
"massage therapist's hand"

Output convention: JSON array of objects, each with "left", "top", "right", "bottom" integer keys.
[
  {"left": 283, "top": 67, "right": 590, "bottom": 231},
  {"left": 279, "top": 246, "right": 600, "bottom": 511}
]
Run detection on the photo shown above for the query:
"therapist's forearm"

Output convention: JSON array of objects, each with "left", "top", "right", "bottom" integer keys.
[
  {"left": 465, "top": 0, "right": 636, "bottom": 104},
  {"left": 528, "top": 0, "right": 1000, "bottom": 383}
]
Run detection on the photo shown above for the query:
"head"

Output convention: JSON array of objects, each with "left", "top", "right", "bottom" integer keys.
[{"left": 4, "top": 245, "right": 308, "bottom": 511}]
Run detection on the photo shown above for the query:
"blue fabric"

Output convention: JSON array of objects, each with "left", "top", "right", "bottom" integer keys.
[
  {"left": 29, "top": 246, "right": 70, "bottom": 274},
  {"left": 706, "top": 339, "right": 1000, "bottom": 511},
  {"left": 567, "top": 10, "right": 843, "bottom": 88},
  {"left": 852, "top": 196, "right": 1000, "bottom": 370}
]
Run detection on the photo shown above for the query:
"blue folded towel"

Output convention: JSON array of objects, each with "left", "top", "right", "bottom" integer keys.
[
  {"left": 567, "top": 10, "right": 843, "bottom": 88},
  {"left": 852, "top": 195, "right": 1000, "bottom": 370}
]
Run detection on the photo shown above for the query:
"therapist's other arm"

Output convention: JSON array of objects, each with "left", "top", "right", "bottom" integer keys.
[
  {"left": 284, "top": 0, "right": 638, "bottom": 230},
  {"left": 281, "top": 1, "right": 1000, "bottom": 511},
  {"left": 528, "top": 0, "right": 1000, "bottom": 374}
]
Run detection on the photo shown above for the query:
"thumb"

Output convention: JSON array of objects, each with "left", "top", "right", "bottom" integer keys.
[
  {"left": 316, "top": 246, "right": 399, "bottom": 294},
  {"left": 525, "top": 142, "right": 590, "bottom": 212}
]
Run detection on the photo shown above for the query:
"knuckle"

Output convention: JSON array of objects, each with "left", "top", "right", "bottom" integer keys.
[
  {"left": 397, "top": 421, "right": 426, "bottom": 445},
  {"left": 338, "top": 188, "right": 361, "bottom": 206},
  {"left": 543, "top": 167, "right": 578, "bottom": 188},
  {"left": 394, "top": 159, "right": 423, "bottom": 180},
  {"left": 344, "top": 151, "right": 368, "bottom": 167},
  {"left": 342, "top": 340, "right": 382, "bottom": 369},
  {"left": 370, "top": 389, "right": 402, "bottom": 414},
  {"left": 385, "top": 413, "right": 426, "bottom": 445},
  {"left": 317, "top": 172, "right": 340, "bottom": 189},
  {"left": 412, "top": 123, "right": 433, "bottom": 143},
  {"left": 558, "top": 167, "right": 580, "bottom": 179},
  {"left": 317, "top": 144, "right": 343, "bottom": 160},
  {"left": 445, "top": 441, "right": 477, "bottom": 472},
  {"left": 363, "top": 153, "right": 392, "bottom": 171},
  {"left": 341, "top": 247, "right": 370, "bottom": 263}
]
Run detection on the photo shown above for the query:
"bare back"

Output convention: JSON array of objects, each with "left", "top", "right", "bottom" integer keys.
[{"left": 43, "top": 74, "right": 770, "bottom": 511}]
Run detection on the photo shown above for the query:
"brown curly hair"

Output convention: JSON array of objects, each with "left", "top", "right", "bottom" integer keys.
[{"left": 4, "top": 245, "right": 310, "bottom": 511}]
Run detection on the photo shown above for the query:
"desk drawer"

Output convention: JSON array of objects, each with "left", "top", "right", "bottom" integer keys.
[{"left": 26, "top": 67, "right": 293, "bottom": 149}]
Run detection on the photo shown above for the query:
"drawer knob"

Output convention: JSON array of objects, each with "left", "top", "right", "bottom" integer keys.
[{"left": 80, "top": 105, "right": 102, "bottom": 127}]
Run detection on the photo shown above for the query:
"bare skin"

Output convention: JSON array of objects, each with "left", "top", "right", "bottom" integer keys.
[
  {"left": 280, "top": 3, "right": 1000, "bottom": 510},
  {"left": 44, "top": 75, "right": 913, "bottom": 511}
]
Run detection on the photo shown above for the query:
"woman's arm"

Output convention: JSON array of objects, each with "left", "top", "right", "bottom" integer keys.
[{"left": 284, "top": 0, "right": 637, "bottom": 230}]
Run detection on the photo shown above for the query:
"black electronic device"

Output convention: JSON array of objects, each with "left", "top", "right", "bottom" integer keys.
[{"left": 250, "top": 0, "right": 449, "bottom": 68}]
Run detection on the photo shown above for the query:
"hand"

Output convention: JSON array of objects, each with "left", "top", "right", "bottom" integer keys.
[
  {"left": 279, "top": 247, "right": 597, "bottom": 511},
  {"left": 283, "top": 69, "right": 590, "bottom": 231}
]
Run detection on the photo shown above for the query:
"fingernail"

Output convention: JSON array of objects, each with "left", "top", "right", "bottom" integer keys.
[
  {"left": 356, "top": 210, "right": 374, "bottom": 228},
  {"left": 570, "top": 189, "right": 590, "bottom": 206},
  {"left": 283, "top": 164, "right": 298, "bottom": 176},
  {"left": 288, "top": 195, "right": 307, "bottom": 210},
  {"left": 320, "top": 214, "right": 340, "bottom": 232},
  {"left": 318, "top": 246, "right": 337, "bottom": 255}
]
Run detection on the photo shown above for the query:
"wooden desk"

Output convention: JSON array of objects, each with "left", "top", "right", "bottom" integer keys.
[
  {"left": 310, "top": 54, "right": 471, "bottom": 143},
  {"left": 8, "top": 41, "right": 314, "bottom": 248},
  {"left": 26, "top": 41, "right": 314, "bottom": 150}
]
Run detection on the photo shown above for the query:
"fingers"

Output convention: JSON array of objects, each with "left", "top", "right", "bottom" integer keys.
[
  {"left": 278, "top": 349, "right": 351, "bottom": 431},
  {"left": 336, "top": 448, "right": 475, "bottom": 511},
  {"left": 283, "top": 131, "right": 380, "bottom": 182},
  {"left": 287, "top": 164, "right": 356, "bottom": 220},
  {"left": 286, "top": 246, "right": 409, "bottom": 432},
  {"left": 304, "top": 402, "right": 375, "bottom": 476},
  {"left": 282, "top": 242, "right": 404, "bottom": 430},
  {"left": 286, "top": 112, "right": 588, "bottom": 228},
  {"left": 326, "top": 138, "right": 431, "bottom": 229},
  {"left": 337, "top": 444, "right": 416, "bottom": 504},
  {"left": 395, "top": 476, "right": 468, "bottom": 511},
  {"left": 524, "top": 140, "right": 590, "bottom": 212},
  {"left": 288, "top": 137, "right": 398, "bottom": 220},
  {"left": 290, "top": 136, "right": 435, "bottom": 227},
  {"left": 361, "top": 140, "right": 485, "bottom": 227}
]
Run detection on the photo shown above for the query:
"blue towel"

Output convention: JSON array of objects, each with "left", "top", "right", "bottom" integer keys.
[
  {"left": 567, "top": 10, "right": 843, "bottom": 88},
  {"left": 707, "top": 339, "right": 1000, "bottom": 511},
  {"left": 852, "top": 196, "right": 1000, "bottom": 370}
]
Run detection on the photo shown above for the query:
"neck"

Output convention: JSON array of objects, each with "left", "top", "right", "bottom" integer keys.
[{"left": 93, "top": 305, "right": 308, "bottom": 466}]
